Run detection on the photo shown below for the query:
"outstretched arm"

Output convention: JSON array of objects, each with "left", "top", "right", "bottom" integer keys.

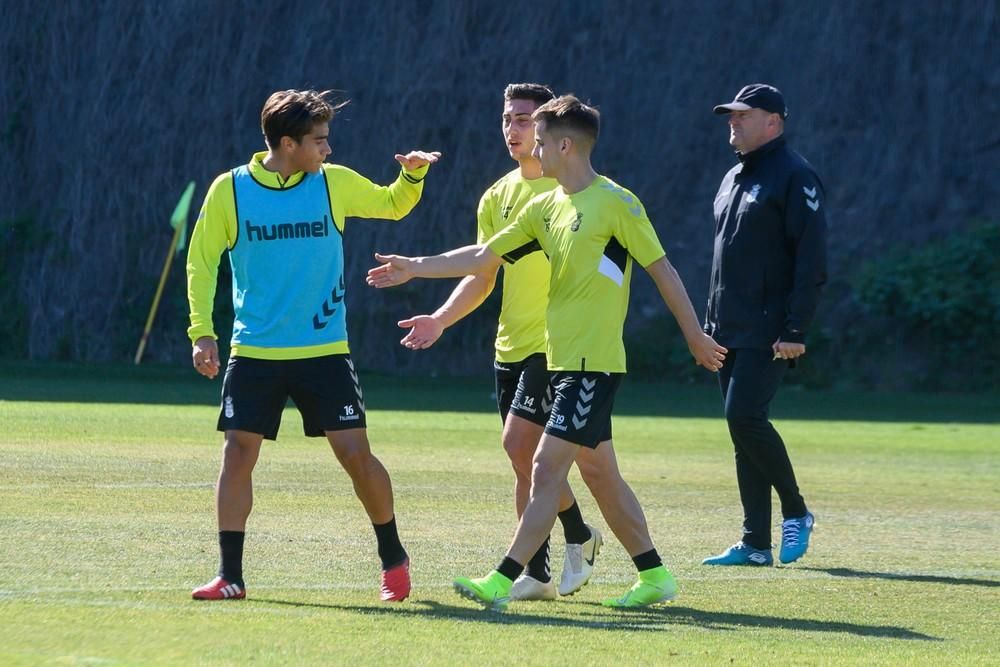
[
  {"left": 644, "top": 256, "right": 727, "bottom": 372},
  {"left": 394, "top": 150, "right": 442, "bottom": 171},
  {"left": 398, "top": 271, "right": 499, "bottom": 349},
  {"left": 366, "top": 244, "right": 503, "bottom": 287}
]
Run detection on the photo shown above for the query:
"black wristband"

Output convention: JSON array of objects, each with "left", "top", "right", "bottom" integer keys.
[{"left": 781, "top": 328, "right": 805, "bottom": 344}]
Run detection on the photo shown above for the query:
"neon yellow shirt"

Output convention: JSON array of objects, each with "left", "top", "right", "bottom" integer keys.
[
  {"left": 476, "top": 169, "right": 558, "bottom": 362},
  {"left": 187, "top": 152, "right": 428, "bottom": 359},
  {"left": 487, "top": 175, "right": 665, "bottom": 373}
]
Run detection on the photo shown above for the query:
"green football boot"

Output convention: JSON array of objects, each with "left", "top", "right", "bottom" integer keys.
[
  {"left": 602, "top": 565, "right": 678, "bottom": 608},
  {"left": 453, "top": 570, "right": 513, "bottom": 612}
]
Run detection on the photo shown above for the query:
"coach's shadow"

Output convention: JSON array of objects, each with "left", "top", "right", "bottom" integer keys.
[
  {"left": 253, "top": 597, "right": 938, "bottom": 640},
  {"left": 800, "top": 566, "right": 1000, "bottom": 588}
]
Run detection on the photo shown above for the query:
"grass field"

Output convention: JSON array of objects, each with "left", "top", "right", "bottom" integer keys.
[{"left": 1, "top": 363, "right": 998, "bottom": 665}]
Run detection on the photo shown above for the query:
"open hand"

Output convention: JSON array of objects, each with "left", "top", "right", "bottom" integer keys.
[
  {"left": 367, "top": 253, "right": 417, "bottom": 288},
  {"left": 398, "top": 315, "right": 444, "bottom": 350},
  {"left": 395, "top": 150, "right": 442, "bottom": 171}
]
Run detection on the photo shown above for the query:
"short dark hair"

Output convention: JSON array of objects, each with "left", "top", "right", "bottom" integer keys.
[
  {"left": 261, "top": 89, "right": 349, "bottom": 149},
  {"left": 504, "top": 83, "right": 555, "bottom": 107},
  {"left": 532, "top": 95, "right": 600, "bottom": 144}
]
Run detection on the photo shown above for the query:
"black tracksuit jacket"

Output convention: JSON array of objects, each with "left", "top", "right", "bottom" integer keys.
[{"left": 704, "top": 136, "right": 828, "bottom": 348}]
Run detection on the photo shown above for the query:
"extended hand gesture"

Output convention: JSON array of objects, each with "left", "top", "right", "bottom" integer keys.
[
  {"left": 398, "top": 315, "right": 445, "bottom": 350},
  {"left": 394, "top": 150, "right": 442, "bottom": 171},
  {"left": 367, "top": 253, "right": 417, "bottom": 288}
]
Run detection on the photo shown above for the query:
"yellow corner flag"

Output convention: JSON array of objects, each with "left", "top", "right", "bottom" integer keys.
[{"left": 135, "top": 181, "right": 197, "bottom": 364}]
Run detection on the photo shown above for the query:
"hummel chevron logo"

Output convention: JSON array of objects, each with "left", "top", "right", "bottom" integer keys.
[
  {"left": 579, "top": 389, "right": 594, "bottom": 403},
  {"left": 313, "top": 275, "right": 347, "bottom": 330},
  {"left": 575, "top": 401, "right": 592, "bottom": 416},
  {"left": 600, "top": 181, "right": 643, "bottom": 217},
  {"left": 572, "top": 415, "right": 588, "bottom": 429},
  {"left": 541, "top": 386, "right": 553, "bottom": 413},
  {"left": 581, "top": 378, "right": 596, "bottom": 391},
  {"left": 803, "top": 185, "right": 820, "bottom": 211},
  {"left": 345, "top": 358, "right": 364, "bottom": 409}
]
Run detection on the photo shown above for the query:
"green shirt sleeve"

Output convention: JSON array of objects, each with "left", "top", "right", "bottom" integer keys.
[
  {"left": 186, "top": 173, "right": 237, "bottom": 343},
  {"left": 476, "top": 188, "right": 496, "bottom": 244},
  {"left": 612, "top": 190, "right": 665, "bottom": 268},
  {"left": 325, "top": 163, "right": 429, "bottom": 229},
  {"left": 487, "top": 198, "right": 541, "bottom": 262}
]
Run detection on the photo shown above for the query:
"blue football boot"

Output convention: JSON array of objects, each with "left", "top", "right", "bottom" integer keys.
[
  {"left": 702, "top": 542, "right": 773, "bottom": 566},
  {"left": 779, "top": 511, "right": 815, "bottom": 564}
]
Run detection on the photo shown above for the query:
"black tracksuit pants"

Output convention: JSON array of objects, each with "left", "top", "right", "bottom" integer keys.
[{"left": 718, "top": 347, "right": 808, "bottom": 550}]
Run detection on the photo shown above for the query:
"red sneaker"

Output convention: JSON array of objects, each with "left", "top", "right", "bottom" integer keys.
[
  {"left": 380, "top": 558, "right": 411, "bottom": 602},
  {"left": 192, "top": 576, "right": 245, "bottom": 600}
]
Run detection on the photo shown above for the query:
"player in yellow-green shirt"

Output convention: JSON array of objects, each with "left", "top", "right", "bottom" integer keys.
[
  {"left": 368, "top": 95, "right": 727, "bottom": 610},
  {"left": 391, "top": 84, "right": 599, "bottom": 602},
  {"left": 186, "top": 89, "right": 440, "bottom": 603}
]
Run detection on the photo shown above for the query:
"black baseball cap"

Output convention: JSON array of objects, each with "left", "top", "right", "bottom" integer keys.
[{"left": 713, "top": 84, "right": 788, "bottom": 118}]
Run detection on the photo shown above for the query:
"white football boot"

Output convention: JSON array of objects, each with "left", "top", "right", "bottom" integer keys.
[
  {"left": 510, "top": 574, "right": 557, "bottom": 601},
  {"left": 558, "top": 524, "right": 603, "bottom": 596}
]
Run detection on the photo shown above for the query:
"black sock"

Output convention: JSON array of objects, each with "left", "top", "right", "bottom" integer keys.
[
  {"left": 497, "top": 556, "right": 524, "bottom": 582},
  {"left": 218, "top": 530, "right": 245, "bottom": 585},
  {"left": 557, "top": 502, "right": 591, "bottom": 545},
  {"left": 631, "top": 548, "right": 662, "bottom": 573},
  {"left": 373, "top": 517, "right": 407, "bottom": 569},
  {"left": 526, "top": 537, "right": 551, "bottom": 583},
  {"left": 497, "top": 556, "right": 524, "bottom": 581}
]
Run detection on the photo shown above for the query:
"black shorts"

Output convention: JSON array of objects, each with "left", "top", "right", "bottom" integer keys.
[
  {"left": 543, "top": 371, "right": 622, "bottom": 448},
  {"left": 217, "top": 354, "right": 366, "bottom": 440},
  {"left": 494, "top": 353, "right": 552, "bottom": 427}
]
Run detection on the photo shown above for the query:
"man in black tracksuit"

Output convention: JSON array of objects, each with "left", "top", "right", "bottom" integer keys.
[{"left": 701, "top": 84, "right": 827, "bottom": 567}]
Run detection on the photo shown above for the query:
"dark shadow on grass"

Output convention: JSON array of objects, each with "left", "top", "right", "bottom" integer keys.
[
  {"left": 591, "top": 605, "right": 940, "bottom": 641},
  {"left": 251, "top": 597, "right": 939, "bottom": 640},
  {"left": 253, "top": 597, "right": 661, "bottom": 631},
  {"left": 802, "top": 566, "right": 1000, "bottom": 588}
]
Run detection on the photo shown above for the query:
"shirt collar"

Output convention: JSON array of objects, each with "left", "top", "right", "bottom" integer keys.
[
  {"left": 736, "top": 135, "right": 785, "bottom": 168},
  {"left": 247, "top": 151, "right": 307, "bottom": 188}
]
